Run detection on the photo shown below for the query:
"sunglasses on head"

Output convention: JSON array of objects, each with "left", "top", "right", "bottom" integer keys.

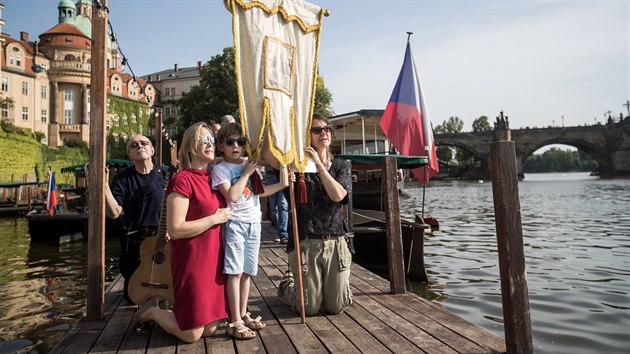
[
  {"left": 198, "top": 135, "right": 217, "bottom": 146},
  {"left": 310, "top": 125, "right": 333, "bottom": 134},
  {"left": 224, "top": 137, "right": 247, "bottom": 147},
  {"left": 130, "top": 140, "right": 151, "bottom": 149}
]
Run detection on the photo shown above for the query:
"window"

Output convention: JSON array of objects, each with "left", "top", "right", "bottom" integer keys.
[
  {"left": 1, "top": 106, "right": 8, "bottom": 119},
  {"left": 22, "top": 106, "right": 29, "bottom": 121},
  {"left": 64, "top": 109, "right": 73, "bottom": 124},
  {"left": 171, "top": 87, "right": 176, "bottom": 96},
  {"left": 64, "top": 89, "right": 73, "bottom": 102},
  {"left": 165, "top": 106, "right": 172, "bottom": 117},
  {"left": 1, "top": 77, "right": 8, "bottom": 92},
  {"left": 9, "top": 54, "right": 22, "bottom": 67},
  {"left": 64, "top": 89, "right": 74, "bottom": 124},
  {"left": 164, "top": 87, "right": 170, "bottom": 96},
  {"left": 41, "top": 109, "right": 47, "bottom": 123},
  {"left": 113, "top": 114, "right": 120, "bottom": 127},
  {"left": 41, "top": 85, "right": 47, "bottom": 99},
  {"left": 131, "top": 113, "right": 137, "bottom": 124},
  {"left": 22, "top": 81, "right": 29, "bottom": 95}
]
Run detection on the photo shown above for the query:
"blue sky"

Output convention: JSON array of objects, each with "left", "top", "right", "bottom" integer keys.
[{"left": 2, "top": 0, "right": 628, "bottom": 131}]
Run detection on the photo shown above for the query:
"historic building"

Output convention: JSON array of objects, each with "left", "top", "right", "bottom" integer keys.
[
  {"left": 141, "top": 61, "right": 203, "bottom": 138},
  {"left": 0, "top": 0, "right": 156, "bottom": 147}
]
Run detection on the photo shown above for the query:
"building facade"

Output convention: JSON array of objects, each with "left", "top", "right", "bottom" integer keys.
[
  {"left": 141, "top": 61, "right": 203, "bottom": 138},
  {"left": 0, "top": 0, "right": 156, "bottom": 147}
]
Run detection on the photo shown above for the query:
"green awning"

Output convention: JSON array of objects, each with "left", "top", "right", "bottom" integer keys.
[
  {"left": 61, "top": 159, "right": 133, "bottom": 173},
  {"left": 335, "top": 154, "right": 428, "bottom": 169}
]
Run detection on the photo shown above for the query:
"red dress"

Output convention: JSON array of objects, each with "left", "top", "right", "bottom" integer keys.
[{"left": 167, "top": 168, "right": 229, "bottom": 330}]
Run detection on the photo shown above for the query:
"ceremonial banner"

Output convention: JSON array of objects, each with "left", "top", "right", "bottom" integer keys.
[
  {"left": 380, "top": 41, "right": 439, "bottom": 184},
  {"left": 225, "top": 0, "right": 327, "bottom": 171}
]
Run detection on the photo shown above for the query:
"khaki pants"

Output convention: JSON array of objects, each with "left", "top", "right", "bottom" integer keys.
[{"left": 278, "top": 237, "right": 353, "bottom": 315}]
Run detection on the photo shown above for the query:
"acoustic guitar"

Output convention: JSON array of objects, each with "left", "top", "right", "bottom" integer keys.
[{"left": 128, "top": 166, "right": 176, "bottom": 306}]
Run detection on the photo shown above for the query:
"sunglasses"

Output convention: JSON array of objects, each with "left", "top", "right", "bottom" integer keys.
[
  {"left": 224, "top": 137, "right": 247, "bottom": 147},
  {"left": 310, "top": 125, "right": 333, "bottom": 135},
  {"left": 198, "top": 135, "right": 217, "bottom": 146},
  {"left": 130, "top": 140, "right": 151, "bottom": 149}
]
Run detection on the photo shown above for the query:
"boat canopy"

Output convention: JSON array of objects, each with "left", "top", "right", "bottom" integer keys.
[
  {"left": 60, "top": 159, "right": 133, "bottom": 173},
  {"left": 335, "top": 154, "right": 428, "bottom": 169},
  {"left": 0, "top": 181, "right": 46, "bottom": 188}
]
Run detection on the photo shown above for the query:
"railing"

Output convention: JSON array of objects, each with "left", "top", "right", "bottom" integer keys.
[
  {"left": 59, "top": 124, "right": 82, "bottom": 132},
  {"left": 49, "top": 60, "right": 91, "bottom": 72}
]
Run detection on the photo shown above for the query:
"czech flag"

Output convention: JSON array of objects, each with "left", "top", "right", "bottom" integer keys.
[
  {"left": 380, "top": 41, "right": 439, "bottom": 184},
  {"left": 46, "top": 171, "right": 57, "bottom": 216}
]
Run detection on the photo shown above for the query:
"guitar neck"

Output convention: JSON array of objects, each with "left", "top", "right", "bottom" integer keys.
[{"left": 155, "top": 168, "right": 174, "bottom": 251}]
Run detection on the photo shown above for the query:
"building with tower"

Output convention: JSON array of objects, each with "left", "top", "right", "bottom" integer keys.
[{"left": 0, "top": 0, "right": 156, "bottom": 147}]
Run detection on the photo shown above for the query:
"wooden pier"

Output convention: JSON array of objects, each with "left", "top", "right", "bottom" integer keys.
[{"left": 52, "top": 222, "right": 505, "bottom": 353}]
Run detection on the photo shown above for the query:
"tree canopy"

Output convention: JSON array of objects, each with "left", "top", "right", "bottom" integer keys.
[
  {"left": 176, "top": 47, "right": 333, "bottom": 136},
  {"left": 472, "top": 115, "right": 491, "bottom": 132}
]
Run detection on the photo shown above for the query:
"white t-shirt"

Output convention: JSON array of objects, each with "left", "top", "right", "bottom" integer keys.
[{"left": 211, "top": 159, "right": 261, "bottom": 222}]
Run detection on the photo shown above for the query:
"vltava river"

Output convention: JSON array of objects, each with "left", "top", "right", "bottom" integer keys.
[
  {"left": 400, "top": 172, "right": 629, "bottom": 354},
  {"left": 0, "top": 172, "right": 628, "bottom": 353}
]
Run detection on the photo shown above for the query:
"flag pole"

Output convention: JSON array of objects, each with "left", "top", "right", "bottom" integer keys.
[
  {"left": 288, "top": 178, "right": 306, "bottom": 323},
  {"left": 421, "top": 146, "right": 429, "bottom": 219}
]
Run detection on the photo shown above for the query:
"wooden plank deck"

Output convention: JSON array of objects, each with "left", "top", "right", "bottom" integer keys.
[{"left": 52, "top": 221, "right": 506, "bottom": 353}]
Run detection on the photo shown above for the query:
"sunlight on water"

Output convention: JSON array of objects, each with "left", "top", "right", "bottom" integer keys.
[
  {"left": 401, "top": 173, "right": 630, "bottom": 354},
  {"left": 0, "top": 218, "right": 120, "bottom": 354}
]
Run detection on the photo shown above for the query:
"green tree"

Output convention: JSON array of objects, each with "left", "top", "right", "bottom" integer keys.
[
  {"left": 314, "top": 75, "right": 333, "bottom": 117},
  {"left": 177, "top": 47, "right": 334, "bottom": 134},
  {"left": 523, "top": 147, "right": 597, "bottom": 172},
  {"left": 472, "top": 115, "right": 491, "bottom": 132},
  {"left": 437, "top": 116, "right": 465, "bottom": 133},
  {"left": 177, "top": 47, "right": 239, "bottom": 132}
]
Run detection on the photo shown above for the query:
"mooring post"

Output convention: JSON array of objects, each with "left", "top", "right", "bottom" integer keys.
[
  {"left": 489, "top": 139, "right": 533, "bottom": 354},
  {"left": 87, "top": 0, "right": 109, "bottom": 320},
  {"left": 382, "top": 157, "right": 405, "bottom": 294}
]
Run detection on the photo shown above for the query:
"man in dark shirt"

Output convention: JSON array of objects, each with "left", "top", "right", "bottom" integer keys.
[{"left": 105, "top": 134, "right": 167, "bottom": 303}]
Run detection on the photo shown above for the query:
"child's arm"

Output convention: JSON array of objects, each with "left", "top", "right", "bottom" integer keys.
[
  {"left": 217, "top": 161, "right": 258, "bottom": 203},
  {"left": 260, "top": 166, "right": 289, "bottom": 197}
]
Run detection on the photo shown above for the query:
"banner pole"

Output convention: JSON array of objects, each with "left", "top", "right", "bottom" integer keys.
[{"left": 289, "top": 180, "right": 306, "bottom": 323}]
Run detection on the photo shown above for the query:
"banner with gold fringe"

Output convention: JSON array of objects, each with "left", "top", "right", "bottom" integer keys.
[{"left": 225, "top": 0, "right": 327, "bottom": 172}]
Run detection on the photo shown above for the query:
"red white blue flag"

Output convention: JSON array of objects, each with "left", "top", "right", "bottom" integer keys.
[
  {"left": 46, "top": 171, "right": 57, "bottom": 216},
  {"left": 380, "top": 41, "right": 439, "bottom": 184}
]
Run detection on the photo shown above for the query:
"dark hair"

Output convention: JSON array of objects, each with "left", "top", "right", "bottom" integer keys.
[
  {"left": 217, "top": 122, "right": 243, "bottom": 143},
  {"left": 311, "top": 113, "right": 334, "bottom": 161}
]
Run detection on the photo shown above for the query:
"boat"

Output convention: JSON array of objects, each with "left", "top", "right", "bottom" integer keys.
[
  {"left": 0, "top": 181, "right": 46, "bottom": 216},
  {"left": 333, "top": 153, "right": 436, "bottom": 282},
  {"left": 26, "top": 159, "right": 132, "bottom": 243}
]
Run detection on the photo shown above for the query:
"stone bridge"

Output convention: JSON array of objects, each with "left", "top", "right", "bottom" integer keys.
[{"left": 435, "top": 120, "right": 630, "bottom": 178}]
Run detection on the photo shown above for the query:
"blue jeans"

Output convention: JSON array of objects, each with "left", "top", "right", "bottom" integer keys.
[{"left": 264, "top": 169, "right": 288, "bottom": 238}]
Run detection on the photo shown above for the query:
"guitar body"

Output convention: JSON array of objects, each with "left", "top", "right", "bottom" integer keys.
[{"left": 128, "top": 236, "right": 174, "bottom": 306}]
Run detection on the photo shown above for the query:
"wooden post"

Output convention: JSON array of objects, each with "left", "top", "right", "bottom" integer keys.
[
  {"left": 382, "top": 157, "right": 405, "bottom": 294},
  {"left": 155, "top": 107, "right": 163, "bottom": 166},
  {"left": 288, "top": 181, "right": 306, "bottom": 323},
  {"left": 407, "top": 215, "right": 428, "bottom": 282},
  {"left": 87, "top": 0, "right": 108, "bottom": 320},
  {"left": 489, "top": 141, "right": 533, "bottom": 354}
]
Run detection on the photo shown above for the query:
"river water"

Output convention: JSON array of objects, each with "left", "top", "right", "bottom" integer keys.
[
  {"left": 401, "top": 172, "right": 630, "bottom": 354},
  {"left": 0, "top": 172, "right": 628, "bottom": 353}
]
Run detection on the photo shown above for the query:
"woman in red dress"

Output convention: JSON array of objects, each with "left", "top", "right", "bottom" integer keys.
[{"left": 132, "top": 122, "right": 232, "bottom": 342}]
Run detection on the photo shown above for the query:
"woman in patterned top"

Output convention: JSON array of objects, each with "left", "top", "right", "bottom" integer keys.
[{"left": 278, "top": 113, "right": 353, "bottom": 316}]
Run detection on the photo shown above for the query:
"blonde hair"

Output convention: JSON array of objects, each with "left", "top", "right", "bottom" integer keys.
[{"left": 177, "top": 122, "right": 213, "bottom": 169}]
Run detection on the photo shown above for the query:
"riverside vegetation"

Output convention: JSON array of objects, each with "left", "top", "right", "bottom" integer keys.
[{"left": 0, "top": 121, "right": 88, "bottom": 182}]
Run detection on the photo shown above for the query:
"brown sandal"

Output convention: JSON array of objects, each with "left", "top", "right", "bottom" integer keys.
[
  {"left": 242, "top": 312, "right": 266, "bottom": 330},
  {"left": 225, "top": 320, "right": 256, "bottom": 340}
]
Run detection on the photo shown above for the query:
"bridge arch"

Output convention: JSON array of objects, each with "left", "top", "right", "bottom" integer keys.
[{"left": 434, "top": 122, "right": 630, "bottom": 178}]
